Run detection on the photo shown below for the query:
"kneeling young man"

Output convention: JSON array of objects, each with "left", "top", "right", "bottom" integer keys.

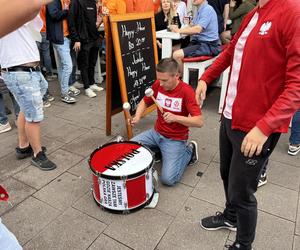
[{"left": 131, "top": 58, "right": 203, "bottom": 186}]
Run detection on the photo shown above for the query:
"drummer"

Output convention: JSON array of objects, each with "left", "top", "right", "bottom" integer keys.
[{"left": 130, "top": 58, "right": 203, "bottom": 186}]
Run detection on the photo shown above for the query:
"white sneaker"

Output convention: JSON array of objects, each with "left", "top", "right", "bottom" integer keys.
[
  {"left": 90, "top": 84, "right": 103, "bottom": 92},
  {"left": 0, "top": 122, "right": 12, "bottom": 134},
  {"left": 73, "top": 81, "right": 84, "bottom": 89},
  {"left": 85, "top": 88, "right": 97, "bottom": 98},
  {"left": 69, "top": 85, "right": 81, "bottom": 96},
  {"left": 288, "top": 144, "right": 300, "bottom": 156}
]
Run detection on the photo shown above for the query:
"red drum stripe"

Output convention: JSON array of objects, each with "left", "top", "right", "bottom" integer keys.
[{"left": 126, "top": 175, "right": 146, "bottom": 208}]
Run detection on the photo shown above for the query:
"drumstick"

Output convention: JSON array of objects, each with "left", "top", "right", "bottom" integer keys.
[
  {"left": 145, "top": 88, "right": 164, "bottom": 114},
  {"left": 123, "top": 102, "right": 132, "bottom": 124}
]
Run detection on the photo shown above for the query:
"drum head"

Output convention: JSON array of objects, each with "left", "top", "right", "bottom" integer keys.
[{"left": 90, "top": 141, "right": 153, "bottom": 179}]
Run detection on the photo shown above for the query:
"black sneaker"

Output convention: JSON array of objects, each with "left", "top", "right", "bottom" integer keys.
[
  {"left": 154, "top": 151, "right": 162, "bottom": 163},
  {"left": 188, "top": 141, "right": 198, "bottom": 165},
  {"left": 16, "top": 145, "right": 47, "bottom": 159},
  {"left": 225, "top": 242, "right": 253, "bottom": 250},
  {"left": 200, "top": 212, "right": 237, "bottom": 231},
  {"left": 31, "top": 151, "right": 57, "bottom": 171}
]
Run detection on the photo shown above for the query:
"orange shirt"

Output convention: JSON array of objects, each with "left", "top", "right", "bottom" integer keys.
[
  {"left": 125, "top": 0, "right": 154, "bottom": 13},
  {"left": 39, "top": 6, "right": 47, "bottom": 33},
  {"left": 102, "top": 0, "right": 126, "bottom": 14},
  {"left": 61, "top": 0, "right": 69, "bottom": 36},
  {"left": 153, "top": 0, "right": 161, "bottom": 13}
]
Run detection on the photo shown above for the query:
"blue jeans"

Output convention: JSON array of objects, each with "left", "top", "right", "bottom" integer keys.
[
  {"left": 69, "top": 46, "right": 77, "bottom": 86},
  {"left": 290, "top": 109, "right": 300, "bottom": 145},
  {"left": 132, "top": 129, "right": 192, "bottom": 186},
  {"left": 53, "top": 37, "right": 72, "bottom": 96},
  {"left": 0, "top": 92, "right": 20, "bottom": 124},
  {"left": 2, "top": 71, "right": 47, "bottom": 122},
  {"left": 37, "top": 32, "right": 53, "bottom": 75}
]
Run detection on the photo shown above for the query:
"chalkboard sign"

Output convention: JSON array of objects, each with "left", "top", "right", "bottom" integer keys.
[{"left": 110, "top": 12, "right": 158, "bottom": 116}]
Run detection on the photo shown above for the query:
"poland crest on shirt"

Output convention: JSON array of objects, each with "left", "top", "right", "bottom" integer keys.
[{"left": 156, "top": 92, "right": 182, "bottom": 112}]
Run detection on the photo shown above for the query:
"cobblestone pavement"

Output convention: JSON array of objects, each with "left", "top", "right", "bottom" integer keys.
[{"left": 0, "top": 82, "right": 299, "bottom": 250}]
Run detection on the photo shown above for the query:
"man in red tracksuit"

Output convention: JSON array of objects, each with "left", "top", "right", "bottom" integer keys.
[{"left": 196, "top": 0, "right": 300, "bottom": 249}]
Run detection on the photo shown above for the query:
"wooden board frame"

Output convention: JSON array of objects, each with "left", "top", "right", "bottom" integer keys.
[{"left": 109, "top": 12, "right": 158, "bottom": 139}]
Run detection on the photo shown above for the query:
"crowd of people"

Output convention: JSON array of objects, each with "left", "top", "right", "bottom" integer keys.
[{"left": 0, "top": 0, "right": 299, "bottom": 250}]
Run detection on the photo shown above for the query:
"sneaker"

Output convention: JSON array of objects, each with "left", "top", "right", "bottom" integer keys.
[
  {"left": 15, "top": 145, "right": 46, "bottom": 159},
  {"left": 72, "top": 81, "right": 84, "bottom": 89},
  {"left": 61, "top": 94, "right": 76, "bottom": 104},
  {"left": 43, "top": 100, "right": 51, "bottom": 108},
  {"left": 154, "top": 152, "right": 162, "bottom": 163},
  {"left": 85, "top": 88, "right": 97, "bottom": 98},
  {"left": 188, "top": 140, "right": 198, "bottom": 165},
  {"left": 200, "top": 212, "right": 237, "bottom": 232},
  {"left": 45, "top": 74, "right": 57, "bottom": 81},
  {"left": 68, "top": 85, "right": 81, "bottom": 96},
  {"left": 5, "top": 106, "right": 12, "bottom": 115},
  {"left": 225, "top": 242, "right": 253, "bottom": 250},
  {"left": 257, "top": 172, "right": 267, "bottom": 188},
  {"left": 31, "top": 151, "right": 57, "bottom": 171},
  {"left": 0, "top": 122, "right": 12, "bottom": 134},
  {"left": 90, "top": 84, "right": 103, "bottom": 92},
  {"left": 44, "top": 93, "right": 55, "bottom": 102},
  {"left": 288, "top": 144, "right": 300, "bottom": 156}
]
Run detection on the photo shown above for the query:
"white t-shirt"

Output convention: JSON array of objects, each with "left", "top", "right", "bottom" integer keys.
[
  {"left": 223, "top": 12, "right": 259, "bottom": 119},
  {"left": 176, "top": 1, "right": 187, "bottom": 25},
  {"left": 0, "top": 15, "right": 42, "bottom": 68}
]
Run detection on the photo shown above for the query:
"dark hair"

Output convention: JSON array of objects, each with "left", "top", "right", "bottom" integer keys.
[
  {"left": 236, "top": 0, "right": 243, "bottom": 8},
  {"left": 156, "top": 58, "right": 179, "bottom": 75}
]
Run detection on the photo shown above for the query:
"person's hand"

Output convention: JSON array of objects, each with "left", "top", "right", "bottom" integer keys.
[
  {"left": 230, "top": 0, "right": 236, "bottom": 8},
  {"left": 73, "top": 42, "right": 81, "bottom": 52},
  {"left": 156, "top": 40, "right": 162, "bottom": 48},
  {"left": 195, "top": 80, "right": 207, "bottom": 106},
  {"left": 163, "top": 112, "right": 178, "bottom": 123},
  {"left": 129, "top": 116, "right": 140, "bottom": 127},
  {"left": 241, "top": 126, "right": 268, "bottom": 158},
  {"left": 169, "top": 25, "right": 180, "bottom": 33},
  {"left": 102, "top": 6, "right": 109, "bottom": 15},
  {"left": 96, "top": 15, "right": 103, "bottom": 27}
]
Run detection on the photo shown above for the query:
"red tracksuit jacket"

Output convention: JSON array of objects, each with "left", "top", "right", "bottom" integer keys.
[{"left": 200, "top": 0, "right": 300, "bottom": 137}]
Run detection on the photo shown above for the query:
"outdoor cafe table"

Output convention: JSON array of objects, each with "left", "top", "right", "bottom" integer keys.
[{"left": 155, "top": 29, "right": 186, "bottom": 59}]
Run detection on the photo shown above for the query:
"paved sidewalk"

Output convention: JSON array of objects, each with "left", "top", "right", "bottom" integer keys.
[{"left": 0, "top": 82, "right": 299, "bottom": 250}]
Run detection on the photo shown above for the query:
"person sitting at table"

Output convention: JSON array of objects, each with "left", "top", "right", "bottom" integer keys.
[
  {"left": 155, "top": 0, "right": 180, "bottom": 58},
  {"left": 173, "top": 0, "right": 187, "bottom": 25},
  {"left": 130, "top": 58, "right": 203, "bottom": 186},
  {"left": 171, "top": 0, "right": 221, "bottom": 75}
]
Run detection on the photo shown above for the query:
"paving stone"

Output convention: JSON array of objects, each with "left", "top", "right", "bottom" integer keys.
[
  {"left": 40, "top": 136, "right": 65, "bottom": 154},
  {"left": 296, "top": 197, "right": 300, "bottom": 235},
  {"left": 104, "top": 209, "right": 173, "bottom": 250},
  {"left": 0, "top": 178, "right": 36, "bottom": 216},
  {"left": 155, "top": 183, "right": 193, "bottom": 217},
  {"left": 1, "top": 197, "right": 60, "bottom": 245},
  {"left": 270, "top": 134, "right": 300, "bottom": 168},
  {"left": 13, "top": 149, "right": 83, "bottom": 189},
  {"left": 0, "top": 133, "right": 18, "bottom": 158},
  {"left": 267, "top": 160, "right": 300, "bottom": 191},
  {"left": 33, "top": 172, "right": 91, "bottom": 211},
  {"left": 257, "top": 183, "right": 298, "bottom": 221},
  {"left": 41, "top": 116, "right": 71, "bottom": 136},
  {"left": 157, "top": 197, "right": 228, "bottom": 250},
  {"left": 63, "top": 128, "right": 114, "bottom": 158},
  {"left": 43, "top": 122, "right": 89, "bottom": 144},
  {"left": 180, "top": 162, "right": 209, "bottom": 187},
  {"left": 72, "top": 192, "right": 121, "bottom": 225},
  {"left": 88, "top": 234, "right": 131, "bottom": 250},
  {"left": 68, "top": 157, "right": 91, "bottom": 181},
  {"left": 24, "top": 207, "right": 106, "bottom": 250},
  {"left": 228, "top": 210, "right": 295, "bottom": 250},
  {"left": 191, "top": 162, "right": 226, "bottom": 208},
  {"left": 294, "top": 235, "right": 300, "bottom": 250},
  {"left": 0, "top": 152, "right": 31, "bottom": 181}
]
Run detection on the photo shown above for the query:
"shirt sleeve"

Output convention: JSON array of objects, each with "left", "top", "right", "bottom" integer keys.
[
  {"left": 193, "top": 7, "right": 213, "bottom": 30},
  {"left": 184, "top": 86, "right": 202, "bottom": 116}
]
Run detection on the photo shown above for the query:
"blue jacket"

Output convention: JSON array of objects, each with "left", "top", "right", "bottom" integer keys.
[{"left": 46, "top": 0, "right": 68, "bottom": 44}]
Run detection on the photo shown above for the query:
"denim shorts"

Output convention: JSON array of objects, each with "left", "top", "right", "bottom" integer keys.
[
  {"left": 2, "top": 71, "right": 47, "bottom": 122},
  {"left": 183, "top": 40, "right": 221, "bottom": 57}
]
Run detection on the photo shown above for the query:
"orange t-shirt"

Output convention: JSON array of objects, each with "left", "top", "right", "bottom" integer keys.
[
  {"left": 39, "top": 6, "right": 47, "bottom": 33},
  {"left": 61, "top": 0, "right": 69, "bottom": 37},
  {"left": 102, "top": 0, "right": 126, "bottom": 14},
  {"left": 153, "top": 0, "right": 161, "bottom": 13},
  {"left": 125, "top": 0, "right": 154, "bottom": 13}
]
